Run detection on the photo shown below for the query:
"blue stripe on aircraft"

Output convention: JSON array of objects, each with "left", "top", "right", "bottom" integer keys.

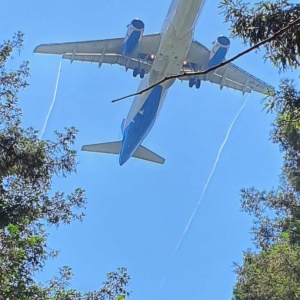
[
  {"left": 208, "top": 47, "right": 227, "bottom": 68},
  {"left": 119, "top": 85, "right": 163, "bottom": 165},
  {"left": 122, "top": 31, "right": 142, "bottom": 57}
]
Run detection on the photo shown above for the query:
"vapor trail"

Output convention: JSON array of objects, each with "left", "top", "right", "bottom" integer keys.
[
  {"left": 174, "top": 95, "right": 250, "bottom": 254},
  {"left": 40, "top": 59, "right": 62, "bottom": 139}
]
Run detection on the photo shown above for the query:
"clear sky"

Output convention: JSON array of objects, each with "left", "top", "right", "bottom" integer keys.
[{"left": 2, "top": 1, "right": 286, "bottom": 299}]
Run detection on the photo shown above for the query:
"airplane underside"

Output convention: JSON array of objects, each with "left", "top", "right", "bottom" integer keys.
[
  {"left": 34, "top": 0, "right": 274, "bottom": 165},
  {"left": 119, "top": 85, "right": 164, "bottom": 165},
  {"left": 82, "top": 85, "right": 165, "bottom": 165}
]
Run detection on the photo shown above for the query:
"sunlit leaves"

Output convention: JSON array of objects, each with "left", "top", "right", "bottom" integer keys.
[
  {"left": 219, "top": 0, "right": 300, "bottom": 71},
  {"left": 233, "top": 244, "right": 300, "bottom": 300},
  {"left": 0, "top": 33, "right": 131, "bottom": 300},
  {"left": 220, "top": 1, "right": 300, "bottom": 298}
]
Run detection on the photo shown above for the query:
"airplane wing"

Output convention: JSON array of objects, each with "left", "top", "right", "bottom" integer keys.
[
  {"left": 34, "top": 34, "right": 161, "bottom": 73},
  {"left": 182, "top": 40, "right": 274, "bottom": 95}
]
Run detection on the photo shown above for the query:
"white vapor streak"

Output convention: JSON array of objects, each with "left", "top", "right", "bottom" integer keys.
[
  {"left": 174, "top": 95, "right": 250, "bottom": 254},
  {"left": 157, "top": 277, "right": 166, "bottom": 298},
  {"left": 40, "top": 59, "right": 62, "bottom": 139}
]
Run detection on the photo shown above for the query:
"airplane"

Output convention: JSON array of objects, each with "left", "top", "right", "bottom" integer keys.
[{"left": 34, "top": 0, "right": 274, "bottom": 166}]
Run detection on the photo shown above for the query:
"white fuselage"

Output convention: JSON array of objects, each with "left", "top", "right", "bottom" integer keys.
[
  {"left": 119, "top": 0, "right": 206, "bottom": 165},
  {"left": 125, "top": 0, "right": 205, "bottom": 127}
]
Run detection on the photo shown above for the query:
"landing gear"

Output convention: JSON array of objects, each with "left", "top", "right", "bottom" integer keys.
[
  {"left": 133, "top": 67, "right": 145, "bottom": 79},
  {"left": 185, "top": 62, "right": 201, "bottom": 89},
  {"left": 195, "top": 79, "right": 201, "bottom": 89},
  {"left": 189, "top": 78, "right": 201, "bottom": 89},
  {"left": 133, "top": 67, "right": 139, "bottom": 77},
  {"left": 189, "top": 78, "right": 195, "bottom": 88}
]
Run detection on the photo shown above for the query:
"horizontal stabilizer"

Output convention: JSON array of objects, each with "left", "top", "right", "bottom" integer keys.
[
  {"left": 82, "top": 141, "right": 165, "bottom": 165},
  {"left": 133, "top": 145, "right": 165, "bottom": 164},
  {"left": 82, "top": 141, "right": 122, "bottom": 154}
]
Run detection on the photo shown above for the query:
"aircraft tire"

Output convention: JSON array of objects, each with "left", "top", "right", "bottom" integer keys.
[
  {"left": 140, "top": 69, "right": 145, "bottom": 78},
  {"left": 133, "top": 68, "right": 139, "bottom": 77},
  {"left": 189, "top": 78, "right": 195, "bottom": 88}
]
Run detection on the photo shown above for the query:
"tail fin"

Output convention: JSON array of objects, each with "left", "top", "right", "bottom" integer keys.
[
  {"left": 82, "top": 141, "right": 122, "bottom": 155},
  {"left": 133, "top": 145, "right": 165, "bottom": 164}
]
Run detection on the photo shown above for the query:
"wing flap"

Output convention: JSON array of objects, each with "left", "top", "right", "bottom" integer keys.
[
  {"left": 34, "top": 38, "right": 123, "bottom": 55},
  {"left": 62, "top": 53, "right": 153, "bottom": 73},
  {"left": 213, "top": 64, "right": 274, "bottom": 95},
  {"left": 183, "top": 40, "right": 274, "bottom": 95},
  {"left": 34, "top": 34, "right": 161, "bottom": 72},
  {"left": 63, "top": 53, "right": 120, "bottom": 65}
]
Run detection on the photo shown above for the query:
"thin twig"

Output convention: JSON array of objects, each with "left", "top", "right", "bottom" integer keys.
[
  {"left": 278, "top": 117, "right": 300, "bottom": 123},
  {"left": 112, "top": 17, "right": 300, "bottom": 103}
]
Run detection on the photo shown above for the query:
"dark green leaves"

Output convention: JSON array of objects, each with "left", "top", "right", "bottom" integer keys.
[
  {"left": 0, "top": 34, "right": 130, "bottom": 300},
  {"left": 219, "top": 0, "right": 300, "bottom": 71},
  {"left": 221, "top": 2, "right": 300, "bottom": 299}
]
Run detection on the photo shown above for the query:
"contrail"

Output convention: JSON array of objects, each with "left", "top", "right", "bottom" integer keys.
[
  {"left": 157, "top": 277, "right": 166, "bottom": 298},
  {"left": 40, "top": 59, "right": 62, "bottom": 139},
  {"left": 174, "top": 95, "right": 250, "bottom": 254}
]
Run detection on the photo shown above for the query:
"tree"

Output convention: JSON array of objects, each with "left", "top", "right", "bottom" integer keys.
[
  {"left": 0, "top": 33, "right": 130, "bottom": 299},
  {"left": 220, "top": 0, "right": 300, "bottom": 71},
  {"left": 233, "top": 244, "right": 300, "bottom": 300},
  {"left": 219, "top": 1, "right": 300, "bottom": 299}
]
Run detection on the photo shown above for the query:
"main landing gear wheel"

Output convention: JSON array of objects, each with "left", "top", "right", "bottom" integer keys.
[
  {"left": 140, "top": 69, "right": 145, "bottom": 78},
  {"left": 133, "top": 68, "right": 145, "bottom": 78},
  {"left": 133, "top": 68, "right": 139, "bottom": 77},
  {"left": 189, "top": 78, "right": 195, "bottom": 88},
  {"left": 189, "top": 78, "right": 201, "bottom": 89}
]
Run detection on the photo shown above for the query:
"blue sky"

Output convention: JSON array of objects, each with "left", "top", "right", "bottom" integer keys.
[{"left": 2, "top": 1, "right": 286, "bottom": 299}]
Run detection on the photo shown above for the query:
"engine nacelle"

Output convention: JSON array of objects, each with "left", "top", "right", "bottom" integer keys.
[
  {"left": 207, "top": 36, "right": 230, "bottom": 68},
  {"left": 122, "top": 19, "right": 145, "bottom": 58}
]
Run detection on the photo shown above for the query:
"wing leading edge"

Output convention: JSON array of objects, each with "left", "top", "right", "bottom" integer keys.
[
  {"left": 35, "top": 35, "right": 273, "bottom": 95},
  {"left": 34, "top": 34, "right": 161, "bottom": 72}
]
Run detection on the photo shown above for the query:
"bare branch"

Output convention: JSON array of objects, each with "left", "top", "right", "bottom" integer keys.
[{"left": 112, "top": 16, "right": 300, "bottom": 103}]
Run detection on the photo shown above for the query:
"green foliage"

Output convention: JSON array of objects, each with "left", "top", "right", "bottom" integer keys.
[
  {"left": 220, "top": 1, "right": 300, "bottom": 299},
  {"left": 233, "top": 244, "right": 300, "bottom": 300},
  {"left": 265, "top": 80, "right": 300, "bottom": 191},
  {"left": 240, "top": 185, "right": 300, "bottom": 249},
  {"left": 0, "top": 34, "right": 131, "bottom": 299},
  {"left": 219, "top": 0, "right": 300, "bottom": 71}
]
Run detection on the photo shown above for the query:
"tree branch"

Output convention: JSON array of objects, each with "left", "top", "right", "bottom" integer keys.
[
  {"left": 112, "top": 16, "right": 300, "bottom": 103},
  {"left": 278, "top": 117, "right": 300, "bottom": 124}
]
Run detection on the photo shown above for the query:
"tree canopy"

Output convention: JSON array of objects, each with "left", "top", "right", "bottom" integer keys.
[
  {"left": 0, "top": 33, "right": 130, "bottom": 300},
  {"left": 219, "top": 1, "right": 300, "bottom": 299}
]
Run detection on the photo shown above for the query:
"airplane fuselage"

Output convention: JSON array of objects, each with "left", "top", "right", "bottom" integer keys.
[
  {"left": 35, "top": 0, "right": 274, "bottom": 165},
  {"left": 119, "top": 0, "right": 206, "bottom": 165}
]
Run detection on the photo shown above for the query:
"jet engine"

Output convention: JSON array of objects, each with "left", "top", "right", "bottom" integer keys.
[
  {"left": 207, "top": 36, "right": 230, "bottom": 68},
  {"left": 122, "top": 19, "right": 145, "bottom": 58}
]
